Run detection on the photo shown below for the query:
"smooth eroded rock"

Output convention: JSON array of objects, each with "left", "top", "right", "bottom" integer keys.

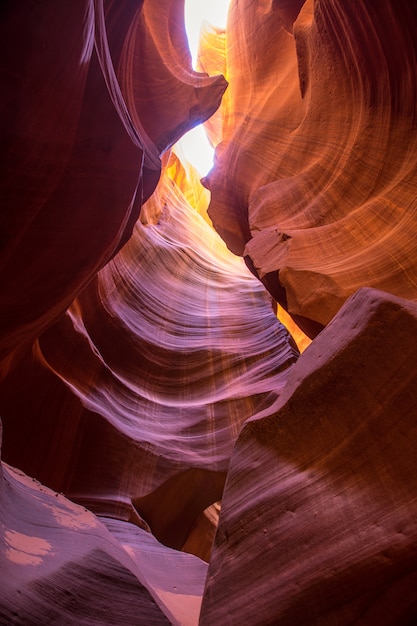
[
  {"left": 205, "top": 0, "right": 417, "bottom": 332},
  {"left": 200, "top": 288, "right": 417, "bottom": 625},
  {"left": 0, "top": 421, "right": 207, "bottom": 626}
]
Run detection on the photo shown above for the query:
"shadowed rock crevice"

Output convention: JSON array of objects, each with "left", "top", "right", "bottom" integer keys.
[{"left": 133, "top": 469, "right": 225, "bottom": 557}]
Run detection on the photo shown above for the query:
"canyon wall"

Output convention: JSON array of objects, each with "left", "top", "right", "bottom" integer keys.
[
  {"left": 0, "top": 0, "right": 227, "bottom": 377},
  {"left": 1, "top": 1, "right": 417, "bottom": 624},
  {"left": 204, "top": 0, "right": 417, "bottom": 335}
]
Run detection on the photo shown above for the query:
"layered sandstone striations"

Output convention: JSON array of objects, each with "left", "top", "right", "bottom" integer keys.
[
  {"left": 0, "top": 0, "right": 227, "bottom": 377},
  {"left": 0, "top": 422, "right": 207, "bottom": 626},
  {"left": 0, "top": 157, "right": 297, "bottom": 563},
  {"left": 205, "top": 0, "right": 417, "bottom": 334},
  {"left": 2, "top": 1, "right": 417, "bottom": 625},
  {"left": 200, "top": 288, "right": 417, "bottom": 625}
]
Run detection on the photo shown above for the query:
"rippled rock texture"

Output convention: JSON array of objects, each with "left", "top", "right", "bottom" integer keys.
[
  {"left": 0, "top": 11, "right": 296, "bottom": 612},
  {"left": 0, "top": 161, "right": 296, "bottom": 562},
  {"left": 2, "top": 1, "right": 417, "bottom": 625},
  {"left": 0, "top": 0, "right": 227, "bottom": 377},
  {"left": 200, "top": 288, "right": 417, "bottom": 625},
  {"left": 0, "top": 422, "right": 207, "bottom": 626},
  {"left": 205, "top": 0, "right": 417, "bottom": 335}
]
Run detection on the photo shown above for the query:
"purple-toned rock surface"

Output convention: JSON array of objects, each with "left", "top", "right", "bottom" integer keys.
[
  {"left": 0, "top": 0, "right": 226, "bottom": 377},
  {"left": 2, "top": 1, "right": 417, "bottom": 624},
  {"left": 200, "top": 288, "right": 417, "bottom": 625},
  {"left": 0, "top": 421, "right": 207, "bottom": 625}
]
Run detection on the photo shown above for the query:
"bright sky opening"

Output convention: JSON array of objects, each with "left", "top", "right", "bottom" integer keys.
[
  {"left": 175, "top": 124, "right": 216, "bottom": 177},
  {"left": 176, "top": 0, "right": 231, "bottom": 177},
  {"left": 184, "top": 0, "right": 230, "bottom": 69}
]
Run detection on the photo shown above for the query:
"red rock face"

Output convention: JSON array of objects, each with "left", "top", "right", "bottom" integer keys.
[
  {"left": 200, "top": 288, "right": 417, "bottom": 625},
  {"left": 1, "top": 1, "right": 417, "bottom": 625},
  {"left": 0, "top": 166, "right": 296, "bottom": 562},
  {"left": 0, "top": 0, "right": 227, "bottom": 376},
  {"left": 205, "top": 0, "right": 417, "bottom": 332}
]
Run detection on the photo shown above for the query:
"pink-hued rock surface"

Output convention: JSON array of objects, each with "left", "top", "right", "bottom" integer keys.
[
  {"left": 200, "top": 288, "right": 417, "bottom": 625},
  {"left": 1, "top": 1, "right": 417, "bottom": 625},
  {"left": 0, "top": 164, "right": 296, "bottom": 561},
  {"left": 0, "top": 421, "right": 207, "bottom": 625}
]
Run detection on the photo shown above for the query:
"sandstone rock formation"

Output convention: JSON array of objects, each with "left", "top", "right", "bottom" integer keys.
[
  {"left": 204, "top": 0, "right": 417, "bottom": 335},
  {"left": 200, "top": 288, "right": 417, "bottom": 625},
  {"left": 1, "top": 1, "right": 417, "bottom": 625},
  {"left": 0, "top": 0, "right": 227, "bottom": 378},
  {"left": 0, "top": 421, "right": 207, "bottom": 625},
  {"left": 0, "top": 161, "right": 296, "bottom": 563}
]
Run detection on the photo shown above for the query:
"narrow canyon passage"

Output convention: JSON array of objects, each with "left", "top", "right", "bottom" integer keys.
[{"left": 1, "top": 1, "right": 417, "bottom": 625}]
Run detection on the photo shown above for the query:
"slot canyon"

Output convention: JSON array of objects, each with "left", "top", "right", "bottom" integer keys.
[{"left": 1, "top": 1, "right": 417, "bottom": 624}]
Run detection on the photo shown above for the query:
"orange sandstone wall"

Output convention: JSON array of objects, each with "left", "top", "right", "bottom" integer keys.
[
  {"left": 205, "top": 0, "right": 417, "bottom": 334},
  {"left": 2, "top": 1, "right": 417, "bottom": 625}
]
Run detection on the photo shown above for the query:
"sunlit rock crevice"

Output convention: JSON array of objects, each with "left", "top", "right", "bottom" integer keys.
[
  {"left": 0, "top": 0, "right": 227, "bottom": 377},
  {"left": 1, "top": 1, "right": 417, "bottom": 625}
]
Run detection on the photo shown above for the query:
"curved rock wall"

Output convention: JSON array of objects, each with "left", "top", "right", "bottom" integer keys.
[
  {"left": 205, "top": 0, "right": 417, "bottom": 332},
  {"left": 0, "top": 421, "right": 207, "bottom": 626},
  {"left": 200, "top": 288, "right": 417, "bottom": 625},
  {"left": 0, "top": 156, "right": 297, "bottom": 562},
  {"left": 0, "top": 0, "right": 226, "bottom": 376},
  {"left": 2, "top": 1, "right": 417, "bottom": 624}
]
